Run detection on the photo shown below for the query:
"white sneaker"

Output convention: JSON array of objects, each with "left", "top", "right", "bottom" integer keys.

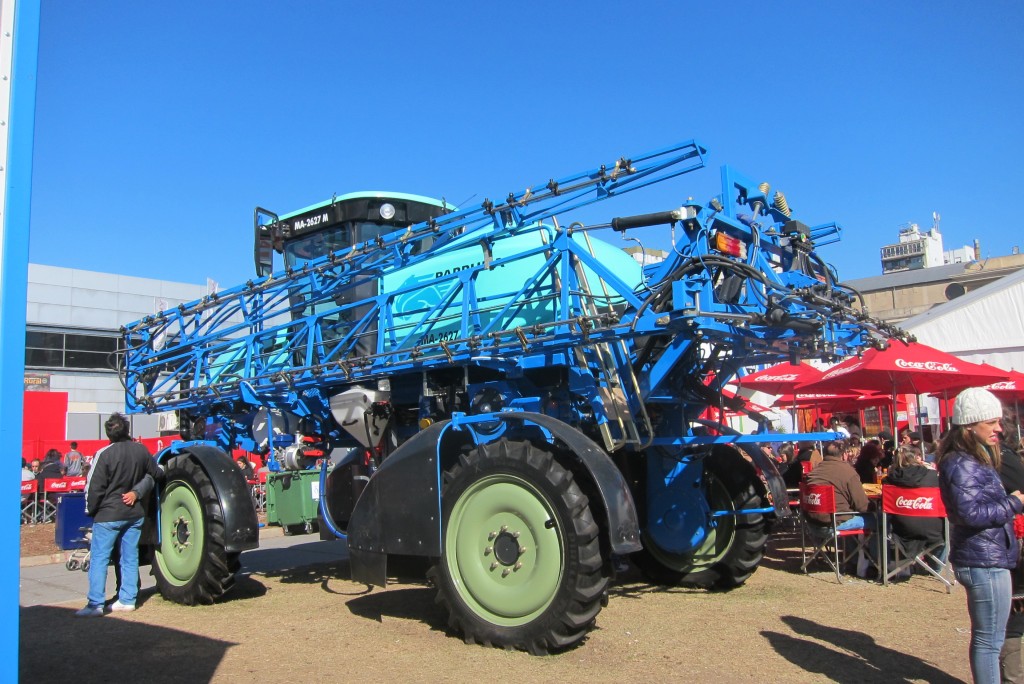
[
  {"left": 107, "top": 601, "right": 136, "bottom": 613},
  {"left": 75, "top": 605, "right": 104, "bottom": 617}
]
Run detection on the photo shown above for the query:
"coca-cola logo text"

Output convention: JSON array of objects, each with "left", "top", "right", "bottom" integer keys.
[
  {"left": 755, "top": 374, "right": 799, "bottom": 382},
  {"left": 822, "top": 363, "right": 863, "bottom": 380},
  {"left": 804, "top": 492, "right": 822, "bottom": 506},
  {"left": 895, "top": 495, "right": 935, "bottom": 511},
  {"left": 894, "top": 359, "right": 957, "bottom": 372}
]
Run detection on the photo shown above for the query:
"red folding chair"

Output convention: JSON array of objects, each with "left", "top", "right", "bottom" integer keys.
[
  {"left": 40, "top": 478, "right": 70, "bottom": 523},
  {"left": 65, "top": 476, "right": 87, "bottom": 492},
  {"left": 783, "top": 461, "right": 817, "bottom": 530},
  {"left": 799, "top": 482, "right": 872, "bottom": 582},
  {"left": 880, "top": 484, "right": 954, "bottom": 592},
  {"left": 21, "top": 480, "right": 38, "bottom": 524}
]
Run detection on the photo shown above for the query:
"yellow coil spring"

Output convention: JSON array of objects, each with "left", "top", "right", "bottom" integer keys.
[{"left": 773, "top": 191, "right": 791, "bottom": 217}]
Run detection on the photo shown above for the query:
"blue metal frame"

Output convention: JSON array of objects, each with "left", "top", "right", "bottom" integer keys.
[
  {"left": 2, "top": 0, "right": 40, "bottom": 670},
  {"left": 120, "top": 138, "right": 892, "bottom": 559}
]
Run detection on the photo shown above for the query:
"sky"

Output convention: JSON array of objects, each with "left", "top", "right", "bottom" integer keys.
[{"left": 27, "top": 1, "right": 1024, "bottom": 292}]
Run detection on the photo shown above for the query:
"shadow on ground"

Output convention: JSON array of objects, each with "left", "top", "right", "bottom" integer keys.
[
  {"left": 762, "top": 615, "right": 964, "bottom": 684},
  {"left": 346, "top": 585, "right": 447, "bottom": 630},
  {"left": 20, "top": 605, "right": 236, "bottom": 683}
]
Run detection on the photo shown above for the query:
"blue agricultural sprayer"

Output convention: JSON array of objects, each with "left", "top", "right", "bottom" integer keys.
[{"left": 121, "top": 138, "right": 899, "bottom": 653}]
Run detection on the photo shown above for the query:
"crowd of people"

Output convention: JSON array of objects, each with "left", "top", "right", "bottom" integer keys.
[
  {"left": 21, "top": 441, "right": 103, "bottom": 486},
  {"left": 773, "top": 390, "right": 1024, "bottom": 684}
]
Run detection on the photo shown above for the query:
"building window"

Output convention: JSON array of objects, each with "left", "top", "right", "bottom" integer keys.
[
  {"left": 25, "top": 329, "right": 123, "bottom": 371},
  {"left": 945, "top": 283, "right": 966, "bottom": 300}
]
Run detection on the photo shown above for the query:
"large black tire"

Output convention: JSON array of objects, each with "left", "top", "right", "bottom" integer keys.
[
  {"left": 634, "top": 447, "right": 768, "bottom": 589},
  {"left": 152, "top": 455, "right": 238, "bottom": 605},
  {"left": 427, "top": 439, "right": 609, "bottom": 655}
]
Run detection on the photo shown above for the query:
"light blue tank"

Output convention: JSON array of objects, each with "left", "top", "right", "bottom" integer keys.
[{"left": 379, "top": 225, "right": 644, "bottom": 352}]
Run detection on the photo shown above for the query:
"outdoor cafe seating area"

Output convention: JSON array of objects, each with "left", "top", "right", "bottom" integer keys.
[
  {"left": 735, "top": 338, "right": 1024, "bottom": 590},
  {"left": 794, "top": 480, "right": 954, "bottom": 590}
]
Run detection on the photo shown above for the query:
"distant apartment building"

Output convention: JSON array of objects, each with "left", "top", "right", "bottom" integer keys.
[{"left": 879, "top": 214, "right": 976, "bottom": 275}]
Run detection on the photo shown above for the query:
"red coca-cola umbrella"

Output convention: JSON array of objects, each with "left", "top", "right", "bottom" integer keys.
[
  {"left": 976, "top": 367, "right": 1024, "bottom": 401},
  {"left": 735, "top": 362, "right": 824, "bottom": 396},
  {"left": 977, "top": 366, "right": 1024, "bottom": 440},
  {"left": 797, "top": 341, "right": 1009, "bottom": 396},
  {"left": 798, "top": 340, "right": 1009, "bottom": 430}
]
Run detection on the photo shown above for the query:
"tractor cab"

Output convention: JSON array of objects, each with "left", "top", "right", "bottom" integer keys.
[{"left": 254, "top": 192, "right": 451, "bottom": 277}]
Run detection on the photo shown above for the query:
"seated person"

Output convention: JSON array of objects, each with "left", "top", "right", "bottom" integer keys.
[
  {"left": 806, "top": 441, "right": 875, "bottom": 530},
  {"left": 36, "top": 449, "right": 65, "bottom": 510},
  {"left": 805, "top": 440, "right": 878, "bottom": 573},
  {"left": 853, "top": 440, "right": 884, "bottom": 484},
  {"left": 881, "top": 445, "right": 944, "bottom": 560},
  {"left": 783, "top": 445, "right": 816, "bottom": 489},
  {"left": 828, "top": 416, "right": 851, "bottom": 438}
]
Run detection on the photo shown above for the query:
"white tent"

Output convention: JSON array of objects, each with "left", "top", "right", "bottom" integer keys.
[{"left": 900, "top": 266, "right": 1024, "bottom": 371}]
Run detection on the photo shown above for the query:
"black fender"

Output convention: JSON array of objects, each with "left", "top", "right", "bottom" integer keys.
[
  {"left": 157, "top": 443, "right": 260, "bottom": 553},
  {"left": 507, "top": 412, "right": 641, "bottom": 554},
  {"left": 347, "top": 413, "right": 641, "bottom": 587},
  {"left": 733, "top": 442, "right": 790, "bottom": 517}
]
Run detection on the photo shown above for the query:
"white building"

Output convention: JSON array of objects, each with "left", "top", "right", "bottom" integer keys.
[
  {"left": 623, "top": 246, "right": 667, "bottom": 267},
  {"left": 880, "top": 221, "right": 946, "bottom": 274},
  {"left": 25, "top": 263, "right": 211, "bottom": 439}
]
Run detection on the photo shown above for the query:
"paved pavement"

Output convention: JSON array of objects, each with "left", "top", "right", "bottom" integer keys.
[{"left": 19, "top": 527, "right": 349, "bottom": 608}]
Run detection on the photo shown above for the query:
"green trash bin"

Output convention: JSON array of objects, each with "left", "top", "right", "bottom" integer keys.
[{"left": 265, "top": 470, "right": 321, "bottom": 534}]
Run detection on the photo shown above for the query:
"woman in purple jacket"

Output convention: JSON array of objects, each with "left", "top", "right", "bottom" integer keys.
[{"left": 939, "top": 387, "right": 1024, "bottom": 684}]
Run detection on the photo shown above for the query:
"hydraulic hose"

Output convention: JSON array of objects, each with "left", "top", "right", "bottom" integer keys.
[{"left": 317, "top": 459, "right": 348, "bottom": 541}]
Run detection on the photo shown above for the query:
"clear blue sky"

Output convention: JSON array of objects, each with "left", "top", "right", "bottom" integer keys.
[{"left": 29, "top": 1, "right": 1024, "bottom": 291}]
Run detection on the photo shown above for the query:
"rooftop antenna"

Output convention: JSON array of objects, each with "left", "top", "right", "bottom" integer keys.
[{"left": 932, "top": 211, "right": 941, "bottom": 233}]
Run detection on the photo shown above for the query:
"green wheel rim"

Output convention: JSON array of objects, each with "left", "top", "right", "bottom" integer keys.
[
  {"left": 445, "top": 473, "right": 564, "bottom": 627},
  {"left": 155, "top": 480, "right": 207, "bottom": 586},
  {"left": 646, "top": 473, "right": 736, "bottom": 573}
]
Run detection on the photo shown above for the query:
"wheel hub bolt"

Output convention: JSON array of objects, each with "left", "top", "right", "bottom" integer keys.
[
  {"left": 492, "top": 531, "right": 522, "bottom": 566},
  {"left": 173, "top": 516, "right": 191, "bottom": 550}
]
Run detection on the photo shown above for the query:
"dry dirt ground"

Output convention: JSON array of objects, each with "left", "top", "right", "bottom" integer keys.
[{"left": 21, "top": 523, "right": 972, "bottom": 683}]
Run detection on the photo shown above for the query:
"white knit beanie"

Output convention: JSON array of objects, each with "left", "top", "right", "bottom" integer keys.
[{"left": 952, "top": 387, "right": 1002, "bottom": 425}]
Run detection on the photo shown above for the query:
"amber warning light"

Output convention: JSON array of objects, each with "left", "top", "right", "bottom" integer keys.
[{"left": 712, "top": 232, "right": 747, "bottom": 259}]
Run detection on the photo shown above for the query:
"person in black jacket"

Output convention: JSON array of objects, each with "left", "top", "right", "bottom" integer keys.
[
  {"left": 75, "top": 413, "right": 160, "bottom": 617},
  {"left": 36, "top": 449, "right": 63, "bottom": 483},
  {"left": 883, "top": 446, "right": 945, "bottom": 564},
  {"left": 782, "top": 445, "right": 816, "bottom": 489},
  {"left": 999, "top": 436, "right": 1024, "bottom": 683}
]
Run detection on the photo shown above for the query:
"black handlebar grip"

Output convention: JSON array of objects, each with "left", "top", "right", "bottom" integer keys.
[{"left": 610, "top": 209, "right": 684, "bottom": 231}]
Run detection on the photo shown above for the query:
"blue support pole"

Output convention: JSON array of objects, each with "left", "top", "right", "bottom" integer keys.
[{"left": 0, "top": 0, "right": 40, "bottom": 669}]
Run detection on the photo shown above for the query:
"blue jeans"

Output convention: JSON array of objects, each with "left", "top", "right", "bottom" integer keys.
[
  {"left": 837, "top": 513, "right": 880, "bottom": 564},
  {"left": 836, "top": 513, "right": 874, "bottom": 532},
  {"left": 87, "top": 518, "right": 144, "bottom": 608},
  {"left": 955, "top": 566, "right": 1012, "bottom": 684}
]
